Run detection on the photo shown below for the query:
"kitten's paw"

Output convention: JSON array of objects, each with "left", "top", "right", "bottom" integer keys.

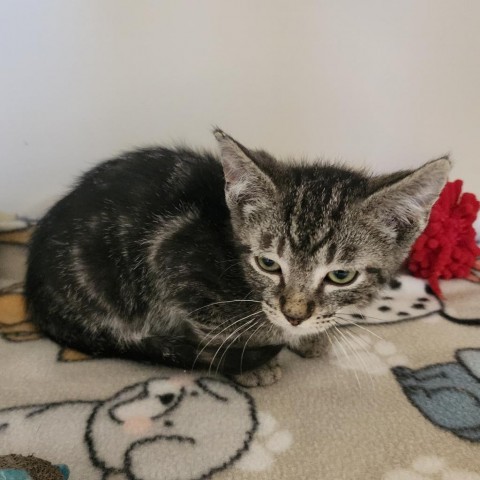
[
  {"left": 289, "top": 333, "right": 331, "bottom": 358},
  {"left": 232, "top": 358, "right": 282, "bottom": 387}
]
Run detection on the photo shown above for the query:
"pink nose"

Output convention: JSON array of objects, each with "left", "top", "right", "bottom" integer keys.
[
  {"left": 282, "top": 312, "right": 312, "bottom": 326},
  {"left": 279, "top": 296, "right": 314, "bottom": 326}
]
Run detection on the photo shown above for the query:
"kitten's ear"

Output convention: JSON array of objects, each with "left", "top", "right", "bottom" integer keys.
[
  {"left": 364, "top": 156, "right": 451, "bottom": 243},
  {"left": 213, "top": 129, "right": 276, "bottom": 214}
]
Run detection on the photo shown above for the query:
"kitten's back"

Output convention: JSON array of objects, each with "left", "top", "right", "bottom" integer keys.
[{"left": 25, "top": 147, "right": 231, "bottom": 357}]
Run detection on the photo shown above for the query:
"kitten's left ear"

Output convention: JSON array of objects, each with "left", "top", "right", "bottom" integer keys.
[
  {"left": 214, "top": 129, "right": 276, "bottom": 214},
  {"left": 363, "top": 156, "right": 451, "bottom": 243}
]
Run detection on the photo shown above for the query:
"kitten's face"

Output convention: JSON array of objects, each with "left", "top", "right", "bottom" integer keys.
[
  {"left": 214, "top": 130, "right": 451, "bottom": 344},
  {"left": 231, "top": 177, "right": 405, "bottom": 343}
]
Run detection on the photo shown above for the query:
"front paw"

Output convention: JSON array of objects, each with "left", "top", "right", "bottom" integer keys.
[
  {"left": 290, "top": 333, "right": 330, "bottom": 358},
  {"left": 231, "top": 358, "right": 282, "bottom": 387}
]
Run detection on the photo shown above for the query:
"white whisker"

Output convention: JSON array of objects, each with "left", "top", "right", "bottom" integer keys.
[
  {"left": 324, "top": 326, "right": 348, "bottom": 390},
  {"left": 207, "top": 311, "right": 262, "bottom": 374},
  {"left": 188, "top": 299, "right": 262, "bottom": 316},
  {"left": 339, "top": 311, "right": 393, "bottom": 324},
  {"left": 214, "top": 317, "right": 259, "bottom": 375},
  {"left": 239, "top": 321, "right": 265, "bottom": 375},
  {"left": 191, "top": 311, "right": 261, "bottom": 371},
  {"left": 331, "top": 326, "right": 361, "bottom": 388},
  {"left": 334, "top": 325, "right": 375, "bottom": 390},
  {"left": 336, "top": 315, "right": 385, "bottom": 341}
]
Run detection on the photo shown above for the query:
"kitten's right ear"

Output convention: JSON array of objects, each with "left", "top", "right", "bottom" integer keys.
[
  {"left": 363, "top": 156, "right": 451, "bottom": 244},
  {"left": 213, "top": 129, "right": 276, "bottom": 214}
]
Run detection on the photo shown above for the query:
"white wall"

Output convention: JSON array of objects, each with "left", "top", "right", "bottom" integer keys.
[{"left": 1, "top": 0, "right": 479, "bottom": 217}]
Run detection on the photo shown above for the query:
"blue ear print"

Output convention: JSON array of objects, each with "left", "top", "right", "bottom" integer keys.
[
  {"left": 0, "top": 465, "right": 69, "bottom": 480},
  {"left": 0, "top": 471, "right": 31, "bottom": 480},
  {"left": 57, "top": 465, "right": 70, "bottom": 479}
]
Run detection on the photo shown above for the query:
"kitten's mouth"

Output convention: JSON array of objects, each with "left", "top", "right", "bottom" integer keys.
[
  {"left": 263, "top": 302, "right": 334, "bottom": 337},
  {"left": 284, "top": 316, "right": 302, "bottom": 327}
]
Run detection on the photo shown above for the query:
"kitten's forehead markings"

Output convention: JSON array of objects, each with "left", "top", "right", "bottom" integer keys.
[
  {"left": 288, "top": 197, "right": 341, "bottom": 254},
  {"left": 325, "top": 243, "right": 337, "bottom": 264},
  {"left": 288, "top": 227, "right": 335, "bottom": 257},
  {"left": 329, "top": 188, "right": 348, "bottom": 223},
  {"left": 260, "top": 232, "right": 273, "bottom": 250},
  {"left": 310, "top": 228, "right": 335, "bottom": 254},
  {"left": 339, "top": 244, "right": 358, "bottom": 263},
  {"left": 277, "top": 236, "right": 286, "bottom": 257},
  {"left": 287, "top": 183, "right": 308, "bottom": 246}
]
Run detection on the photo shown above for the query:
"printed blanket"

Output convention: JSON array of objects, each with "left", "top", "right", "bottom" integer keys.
[{"left": 1, "top": 216, "right": 479, "bottom": 480}]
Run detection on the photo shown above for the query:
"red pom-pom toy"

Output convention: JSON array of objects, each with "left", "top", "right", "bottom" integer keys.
[{"left": 408, "top": 179, "right": 480, "bottom": 297}]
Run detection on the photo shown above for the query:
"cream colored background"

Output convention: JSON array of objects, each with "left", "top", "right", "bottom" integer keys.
[{"left": 1, "top": 0, "right": 479, "bottom": 216}]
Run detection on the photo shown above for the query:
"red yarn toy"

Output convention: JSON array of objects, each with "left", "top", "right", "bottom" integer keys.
[{"left": 408, "top": 179, "right": 480, "bottom": 298}]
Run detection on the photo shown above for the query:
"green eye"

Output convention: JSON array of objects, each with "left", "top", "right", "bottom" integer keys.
[
  {"left": 326, "top": 270, "right": 358, "bottom": 285},
  {"left": 257, "top": 255, "right": 281, "bottom": 273}
]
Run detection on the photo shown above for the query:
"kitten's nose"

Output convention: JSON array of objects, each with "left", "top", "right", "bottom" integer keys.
[
  {"left": 282, "top": 313, "right": 311, "bottom": 326},
  {"left": 279, "top": 295, "right": 314, "bottom": 326}
]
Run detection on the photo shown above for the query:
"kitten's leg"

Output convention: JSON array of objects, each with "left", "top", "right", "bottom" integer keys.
[
  {"left": 289, "top": 332, "right": 331, "bottom": 358},
  {"left": 231, "top": 357, "right": 282, "bottom": 387}
]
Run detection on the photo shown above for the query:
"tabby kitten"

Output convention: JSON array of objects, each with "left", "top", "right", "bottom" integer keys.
[{"left": 26, "top": 130, "right": 450, "bottom": 386}]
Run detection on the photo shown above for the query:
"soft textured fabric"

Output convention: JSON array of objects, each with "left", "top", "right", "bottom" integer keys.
[
  {"left": 0, "top": 454, "right": 69, "bottom": 480},
  {"left": 1, "top": 223, "right": 479, "bottom": 480}
]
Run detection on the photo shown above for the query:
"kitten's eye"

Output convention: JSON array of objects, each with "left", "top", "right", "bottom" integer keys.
[
  {"left": 326, "top": 270, "right": 358, "bottom": 285},
  {"left": 256, "top": 255, "right": 281, "bottom": 273}
]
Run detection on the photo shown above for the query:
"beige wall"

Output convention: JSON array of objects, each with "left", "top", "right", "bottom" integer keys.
[{"left": 1, "top": 0, "right": 479, "bottom": 216}]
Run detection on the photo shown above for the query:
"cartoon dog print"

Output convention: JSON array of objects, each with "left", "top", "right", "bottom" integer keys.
[{"left": 0, "top": 376, "right": 257, "bottom": 480}]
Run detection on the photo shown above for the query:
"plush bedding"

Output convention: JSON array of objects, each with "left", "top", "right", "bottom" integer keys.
[{"left": 1, "top": 220, "right": 479, "bottom": 480}]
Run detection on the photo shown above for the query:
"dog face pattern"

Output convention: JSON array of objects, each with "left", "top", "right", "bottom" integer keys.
[
  {"left": 0, "top": 376, "right": 259, "bottom": 480},
  {"left": 339, "top": 275, "right": 442, "bottom": 325}
]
